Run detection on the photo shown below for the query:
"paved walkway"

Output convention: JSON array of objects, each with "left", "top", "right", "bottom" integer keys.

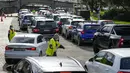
[{"left": 0, "top": 17, "right": 13, "bottom": 73}]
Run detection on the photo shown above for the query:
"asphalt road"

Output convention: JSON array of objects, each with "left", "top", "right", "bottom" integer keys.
[{"left": 0, "top": 17, "right": 94, "bottom": 73}]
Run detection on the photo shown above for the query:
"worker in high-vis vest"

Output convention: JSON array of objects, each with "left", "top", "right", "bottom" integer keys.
[
  {"left": 8, "top": 25, "right": 16, "bottom": 42},
  {"left": 46, "top": 34, "right": 65, "bottom": 56}
]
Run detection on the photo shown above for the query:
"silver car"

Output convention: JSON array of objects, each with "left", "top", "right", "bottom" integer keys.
[
  {"left": 5, "top": 34, "right": 48, "bottom": 64},
  {"left": 7, "top": 56, "right": 86, "bottom": 73}
]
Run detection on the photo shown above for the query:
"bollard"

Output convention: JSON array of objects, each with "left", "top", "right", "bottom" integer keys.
[{"left": 11, "top": 14, "right": 12, "bottom": 17}]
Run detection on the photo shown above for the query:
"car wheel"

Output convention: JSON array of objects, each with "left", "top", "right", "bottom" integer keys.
[
  {"left": 61, "top": 30, "right": 64, "bottom": 36},
  {"left": 5, "top": 59, "right": 12, "bottom": 64},
  {"left": 71, "top": 35, "right": 74, "bottom": 42},
  {"left": 65, "top": 33, "right": 69, "bottom": 39},
  {"left": 108, "top": 40, "right": 114, "bottom": 49},
  {"left": 93, "top": 40, "right": 100, "bottom": 54},
  {"left": 39, "top": 51, "right": 43, "bottom": 56},
  {"left": 77, "top": 36, "right": 82, "bottom": 46},
  {"left": 84, "top": 65, "right": 88, "bottom": 72}
]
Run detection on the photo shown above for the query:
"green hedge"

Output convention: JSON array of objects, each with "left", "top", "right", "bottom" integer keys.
[{"left": 102, "top": 9, "right": 130, "bottom": 21}]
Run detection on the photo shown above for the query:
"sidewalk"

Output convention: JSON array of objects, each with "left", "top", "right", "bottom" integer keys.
[{"left": 0, "top": 17, "right": 14, "bottom": 73}]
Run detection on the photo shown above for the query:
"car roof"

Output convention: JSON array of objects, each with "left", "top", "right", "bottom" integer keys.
[
  {"left": 79, "top": 22, "right": 100, "bottom": 26},
  {"left": 14, "top": 34, "right": 41, "bottom": 38},
  {"left": 27, "top": 57, "right": 85, "bottom": 72},
  {"left": 102, "top": 48, "right": 130, "bottom": 57},
  {"left": 24, "top": 13, "right": 34, "bottom": 16},
  {"left": 98, "top": 20, "right": 113, "bottom": 22},
  {"left": 72, "top": 19, "right": 85, "bottom": 22}
]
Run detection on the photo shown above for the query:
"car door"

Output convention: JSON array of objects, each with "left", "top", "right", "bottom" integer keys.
[
  {"left": 102, "top": 26, "right": 113, "bottom": 48},
  {"left": 98, "top": 52, "right": 116, "bottom": 73},
  {"left": 87, "top": 51, "right": 107, "bottom": 73},
  {"left": 36, "top": 35, "right": 48, "bottom": 55},
  {"left": 98, "top": 26, "right": 109, "bottom": 48}
]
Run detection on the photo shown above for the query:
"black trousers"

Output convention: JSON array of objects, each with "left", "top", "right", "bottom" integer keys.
[{"left": 46, "top": 52, "right": 57, "bottom": 56}]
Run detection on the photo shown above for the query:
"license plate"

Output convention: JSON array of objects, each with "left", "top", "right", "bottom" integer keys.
[
  {"left": 14, "top": 48, "right": 25, "bottom": 51},
  {"left": 44, "top": 30, "right": 50, "bottom": 32}
]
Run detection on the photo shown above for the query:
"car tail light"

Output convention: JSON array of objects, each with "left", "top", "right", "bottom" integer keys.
[
  {"left": 68, "top": 26, "right": 73, "bottom": 29},
  {"left": 26, "top": 47, "right": 36, "bottom": 51},
  {"left": 55, "top": 28, "right": 59, "bottom": 33},
  {"left": 58, "top": 22, "right": 62, "bottom": 25},
  {"left": 33, "top": 28, "right": 39, "bottom": 33},
  {"left": 118, "top": 71, "right": 130, "bottom": 73},
  {"left": 118, "top": 38, "right": 124, "bottom": 48},
  {"left": 81, "top": 30, "right": 85, "bottom": 34},
  {"left": 5, "top": 46, "right": 12, "bottom": 50}
]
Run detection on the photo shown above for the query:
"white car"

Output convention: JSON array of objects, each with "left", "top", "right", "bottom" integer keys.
[
  {"left": 85, "top": 48, "right": 130, "bottom": 73},
  {"left": 5, "top": 34, "right": 48, "bottom": 64},
  {"left": 97, "top": 20, "right": 114, "bottom": 27},
  {"left": 62, "top": 19, "right": 85, "bottom": 39}
]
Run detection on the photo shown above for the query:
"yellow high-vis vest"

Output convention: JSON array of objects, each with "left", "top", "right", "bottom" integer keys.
[
  {"left": 46, "top": 38, "right": 60, "bottom": 56},
  {"left": 9, "top": 30, "right": 16, "bottom": 41}
]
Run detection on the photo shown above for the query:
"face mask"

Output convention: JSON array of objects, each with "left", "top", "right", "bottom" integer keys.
[{"left": 10, "top": 27, "right": 14, "bottom": 29}]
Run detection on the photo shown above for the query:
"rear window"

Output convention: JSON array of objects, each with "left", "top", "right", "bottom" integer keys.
[
  {"left": 114, "top": 26, "right": 130, "bottom": 35},
  {"left": 120, "top": 57, "right": 130, "bottom": 69},
  {"left": 60, "top": 18, "right": 70, "bottom": 24},
  {"left": 24, "top": 16, "right": 33, "bottom": 20},
  {"left": 84, "top": 25, "right": 100, "bottom": 30},
  {"left": 37, "top": 21, "right": 57, "bottom": 28},
  {"left": 71, "top": 21, "right": 82, "bottom": 26},
  {"left": 11, "top": 37, "right": 34, "bottom": 44},
  {"left": 73, "top": 17, "right": 83, "bottom": 19}
]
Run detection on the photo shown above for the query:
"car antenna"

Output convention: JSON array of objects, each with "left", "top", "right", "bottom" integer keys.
[{"left": 60, "top": 62, "right": 62, "bottom": 67}]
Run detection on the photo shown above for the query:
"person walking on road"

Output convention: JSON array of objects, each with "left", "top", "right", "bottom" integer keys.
[
  {"left": 8, "top": 25, "right": 16, "bottom": 42},
  {"left": 46, "top": 34, "right": 65, "bottom": 56}
]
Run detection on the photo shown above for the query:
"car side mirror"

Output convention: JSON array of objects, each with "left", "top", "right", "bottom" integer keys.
[
  {"left": 73, "top": 26, "right": 77, "bottom": 29},
  {"left": 89, "top": 58, "right": 93, "bottom": 62}
]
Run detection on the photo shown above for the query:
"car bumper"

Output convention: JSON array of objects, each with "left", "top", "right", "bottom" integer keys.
[
  {"left": 81, "top": 38, "right": 93, "bottom": 43},
  {"left": 21, "top": 23, "right": 31, "bottom": 28},
  {"left": 5, "top": 52, "right": 39, "bottom": 59}
]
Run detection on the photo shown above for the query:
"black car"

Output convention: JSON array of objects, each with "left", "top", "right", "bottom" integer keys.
[
  {"left": 27, "top": 18, "right": 59, "bottom": 39},
  {"left": 93, "top": 24, "right": 130, "bottom": 54}
]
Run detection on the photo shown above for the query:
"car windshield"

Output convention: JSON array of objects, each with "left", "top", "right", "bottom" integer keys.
[
  {"left": 24, "top": 16, "right": 34, "bottom": 20},
  {"left": 73, "top": 17, "right": 83, "bottom": 19},
  {"left": 114, "top": 26, "right": 130, "bottom": 35},
  {"left": 37, "top": 21, "right": 57, "bottom": 28},
  {"left": 120, "top": 57, "right": 130, "bottom": 69},
  {"left": 84, "top": 25, "right": 100, "bottom": 30},
  {"left": 10, "top": 37, "right": 34, "bottom": 44}
]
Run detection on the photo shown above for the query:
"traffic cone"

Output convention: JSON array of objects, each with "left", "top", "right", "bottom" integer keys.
[{"left": 1, "top": 16, "right": 3, "bottom": 22}]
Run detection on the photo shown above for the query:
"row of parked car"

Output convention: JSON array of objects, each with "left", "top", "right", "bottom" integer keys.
[{"left": 6, "top": 8, "right": 130, "bottom": 73}]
